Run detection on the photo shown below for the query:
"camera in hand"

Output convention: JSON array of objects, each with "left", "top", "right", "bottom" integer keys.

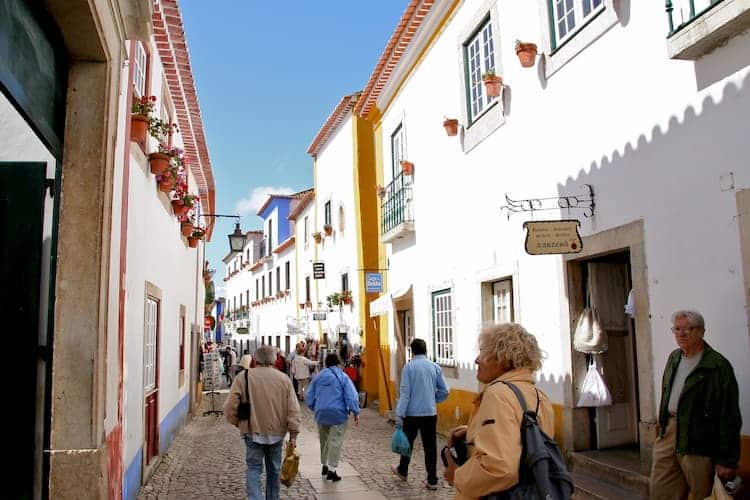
[{"left": 441, "top": 436, "right": 468, "bottom": 467}]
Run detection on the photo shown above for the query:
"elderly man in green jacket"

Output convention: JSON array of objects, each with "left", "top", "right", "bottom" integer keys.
[{"left": 650, "top": 309, "right": 741, "bottom": 500}]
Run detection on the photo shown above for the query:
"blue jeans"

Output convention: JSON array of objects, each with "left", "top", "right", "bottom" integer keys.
[{"left": 243, "top": 436, "right": 283, "bottom": 500}]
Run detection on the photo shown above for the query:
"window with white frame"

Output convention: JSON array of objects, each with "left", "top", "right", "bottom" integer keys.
[
  {"left": 492, "top": 279, "right": 513, "bottom": 323},
  {"left": 549, "top": 0, "right": 604, "bottom": 50},
  {"left": 144, "top": 297, "right": 158, "bottom": 392},
  {"left": 285, "top": 261, "right": 290, "bottom": 290},
  {"left": 303, "top": 216, "right": 309, "bottom": 244},
  {"left": 133, "top": 42, "right": 148, "bottom": 98},
  {"left": 324, "top": 201, "right": 332, "bottom": 226},
  {"left": 390, "top": 124, "right": 405, "bottom": 181},
  {"left": 432, "top": 289, "right": 454, "bottom": 365},
  {"left": 464, "top": 18, "right": 496, "bottom": 124}
]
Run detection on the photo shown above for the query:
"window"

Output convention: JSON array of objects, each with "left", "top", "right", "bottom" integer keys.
[
  {"left": 268, "top": 271, "right": 272, "bottom": 296},
  {"left": 267, "top": 219, "right": 273, "bottom": 252},
  {"left": 246, "top": 290, "right": 250, "bottom": 309},
  {"left": 262, "top": 276, "right": 265, "bottom": 298},
  {"left": 549, "top": 0, "right": 604, "bottom": 50},
  {"left": 160, "top": 91, "right": 173, "bottom": 146},
  {"left": 133, "top": 42, "right": 148, "bottom": 97},
  {"left": 464, "top": 18, "right": 496, "bottom": 124},
  {"left": 432, "top": 289, "right": 454, "bottom": 366},
  {"left": 303, "top": 216, "right": 309, "bottom": 244},
  {"left": 492, "top": 279, "right": 513, "bottom": 323},
  {"left": 338, "top": 205, "right": 345, "bottom": 233},
  {"left": 305, "top": 276, "right": 311, "bottom": 303},
  {"left": 285, "top": 261, "right": 290, "bottom": 290},
  {"left": 179, "top": 308, "right": 185, "bottom": 372},
  {"left": 144, "top": 297, "right": 158, "bottom": 392},
  {"left": 341, "top": 273, "right": 349, "bottom": 292},
  {"left": 391, "top": 124, "right": 405, "bottom": 181},
  {"left": 276, "top": 266, "right": 281, "bottom": 293},
  {"left": 256, "top": 279, "right": 259, "bottom": 300},
  {"left": 324, "top": 201, "right": 332, "bottom": 226}
]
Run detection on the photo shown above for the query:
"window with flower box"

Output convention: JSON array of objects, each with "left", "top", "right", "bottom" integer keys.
[{"left": 133, "top": 41, "right": 149, "bottom": 98}]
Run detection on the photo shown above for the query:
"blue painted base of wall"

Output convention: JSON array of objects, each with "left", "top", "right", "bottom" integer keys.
[{"left": 122, "top": 393, "right": 190, "bottom": 500}]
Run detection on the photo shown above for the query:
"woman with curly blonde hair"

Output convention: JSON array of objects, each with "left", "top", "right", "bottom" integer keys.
[{"left": 443, "top": 323, "right": 555, "bottom": 499}]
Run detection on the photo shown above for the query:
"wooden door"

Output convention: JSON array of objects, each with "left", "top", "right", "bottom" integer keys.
[{"left": 144, "top": 297, "right": 160, "bottom": 463}]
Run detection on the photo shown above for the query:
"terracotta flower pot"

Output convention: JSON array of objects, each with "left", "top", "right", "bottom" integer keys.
[
  {"left": 158, "top": 176, "right": 174, "bottom": 193},
  {"left": 299, "top": 303, "right": 306, "bottom": 310},
  {"left": 313, "top": 233, "right": 322, "bottom": 244},
  {"left": 131, "top": 115, "right": 149, "bottom": 145},
  {"left": 400, "top": 160, "right": 414, "bottom": 176},
  {"left": 324, "top": 224, "right": 333, "bottom": 236},
  {"left": 149, "top": 152, "right": 171, "bottom": 174},
  {"left": 187, "top": 237, "right": 199, "bottom": 248},
  {"left": 443, "top": 118, "right": 459, "bottom": 137},
  {"left": 483, "top": 75, "right": 503, "bottom": 98},
  {"left": 516, "top": 43, "right": 538, "bottom": 68},
  {"left": 181, "top": 223, "right": 194, "bottom": 237},
  {"left": 172, "top": 200, "right": 189, "bottom": 216},
  {"left": 343, "top": 297, "right": 352, "bottom": 305}
]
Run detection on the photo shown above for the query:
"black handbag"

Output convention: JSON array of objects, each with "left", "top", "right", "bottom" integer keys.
[
  {"left": 440, "top": 435, "right": 468, "bottom": 467},
  {"left": 237, "top": 370, "right": 251, "bottom": 420}
]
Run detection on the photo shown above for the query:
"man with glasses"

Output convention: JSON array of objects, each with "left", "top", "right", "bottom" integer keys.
[{"left": 650, "top": 310, "right": 741, "bottom": 499}]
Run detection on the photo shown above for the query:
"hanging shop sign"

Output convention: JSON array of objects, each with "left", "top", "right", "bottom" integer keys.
[
  {"left": 365, "top": 272, "right": 383, "bottom": 293},
  {"left": 236, "top": 327, "right": 249, "bottom": 334},
  {"left": 523, "top": 220, "right": 583, "bottom": 255},
  {"left": 313, "top": 312, "right": 327, "bottom": 321},
  {"left": 313, "top": 261, "right": 325, "bottom": 279}
]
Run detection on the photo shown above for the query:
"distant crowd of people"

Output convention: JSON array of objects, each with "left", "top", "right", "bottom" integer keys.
[{"left": 216, "top": 309, "right": 742, "bottom": 500}]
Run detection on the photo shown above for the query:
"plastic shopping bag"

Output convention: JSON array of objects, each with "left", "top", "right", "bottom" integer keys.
[
  {"left": 577, "top": 358, "right": 612, "bottom": 407},
  {"left": 391, "top": 426, "right": 411, "bottom": 457},
  {"left": 280, "top": 441, "right": 300, "bottom": 487},
  {"left": 706, "top": 473, "right": 733, "bottom": 500}
]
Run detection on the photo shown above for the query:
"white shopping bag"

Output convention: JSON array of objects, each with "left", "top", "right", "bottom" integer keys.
[{"left": 577, "top": 358, "right": 612, "bottom": 407}]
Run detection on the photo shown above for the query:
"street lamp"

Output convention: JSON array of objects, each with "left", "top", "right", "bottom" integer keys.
[{"left": 200, "top": 214, "right": 246, "bottom": 254}]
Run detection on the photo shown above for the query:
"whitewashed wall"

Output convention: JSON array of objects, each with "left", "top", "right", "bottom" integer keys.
[
  {"left": 294, "top": 202, "right": 317, "bottom": 338},
  {"left": 376, "top": 0, "right": 750, "bottom": 426}
]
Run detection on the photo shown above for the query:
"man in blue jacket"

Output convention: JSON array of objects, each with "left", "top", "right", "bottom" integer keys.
[
  {"left": 306, "top": 352, "right": 360, "bottom": 482},
  {"left": 392, "top": 338, "right": 450, "bottom": 490}
]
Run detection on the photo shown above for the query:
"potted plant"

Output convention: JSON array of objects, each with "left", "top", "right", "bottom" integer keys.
[
  {"left": 323, "top": 224, "right": 333, "bottom": 236},
  {"left": 342, "top": 289, "right": 352, "bottom": 305},
  {"left": 131, "top": 95, "right": 157, "bottom": 145},
  {"left": 313, "top": 231, "right": 323, "bottom": 244},
  {"left": 299, "top": 303, "right": 306, "bottom": 310},
  {"left": 400, "top": 160, "right": 414, "bottom": 176},
  {"left": 148, "top": 143, "right": 173, "bottom": 175},
  {"left": 172, "top": 192, "right": 198, "bottom": 217},
  {"left": 328, "top": 292, "right": 342, "bottom": 306},
  {"left": 515, "top": 40, "right": 538, "bottom": 68},
  {"left": 187, "top": 227, "right": 204, "bottom": 248},
  {"left": 148, "top": 117, "right": 178, "bottom": 142},
  {"left": 180, "top": 216, "right": 194, "bottom": 237},
  {"left": 376, "top": 185, "right": 386, "bottom": 198},
  {"left": 482, "top": 69, "right": 503, "bottom": 98},
  {"left": 443, "top": 118, "right": 459, "bottom": 137}
]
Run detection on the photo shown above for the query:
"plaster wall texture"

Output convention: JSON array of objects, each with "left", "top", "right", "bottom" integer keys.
[
  {"left": 374, "top": 0, "right": 750, "bottom": 427},
  {"left": 313, "top": 116, "right": 364, "bottom": 349},
  {"left": 119, "top": 42, "right": 205, "bottom": 470}
]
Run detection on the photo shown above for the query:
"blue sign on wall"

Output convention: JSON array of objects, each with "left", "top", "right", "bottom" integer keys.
[{"left": 365, "top": 272, "right": 383, "bottom": 293}]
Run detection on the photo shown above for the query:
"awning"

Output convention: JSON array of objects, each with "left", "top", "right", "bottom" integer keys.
[{"left": 369, "top": 285, "right": 413, "bottom": 317}]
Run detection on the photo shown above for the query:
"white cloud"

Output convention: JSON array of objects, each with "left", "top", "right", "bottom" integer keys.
[
  {"left": 234, "top": 185, "right": 295, "bottom": 216},
  {"left": 214, "top": 284, "right": 226, "bottom": 297}
]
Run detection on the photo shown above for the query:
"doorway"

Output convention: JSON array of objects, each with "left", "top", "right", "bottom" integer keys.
[{"left": 144, "top": 296, "right": 160, "bottom": 466}]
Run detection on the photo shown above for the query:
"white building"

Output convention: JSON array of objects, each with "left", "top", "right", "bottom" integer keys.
[
  {"left": 2, "top": 0, "right": 216, "bottom": 497},
  {"left": 354, "top": 0, "right": 750, "bottom": 484}
]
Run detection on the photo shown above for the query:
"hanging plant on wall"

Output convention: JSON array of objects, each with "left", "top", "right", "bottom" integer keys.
[
  {"left": 130, "top": 95, "right": 157, "bottom": 145},
  {"left": 482, "top": 69, "right": 503, "bottom": 98}
]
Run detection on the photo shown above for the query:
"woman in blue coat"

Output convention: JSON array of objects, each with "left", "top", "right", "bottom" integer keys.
[{"left": 306, "top": 352, "right": 360, "bottom": 481}]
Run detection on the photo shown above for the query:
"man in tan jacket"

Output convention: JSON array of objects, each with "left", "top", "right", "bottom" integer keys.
[{"left": 224, "top": 345, "right": 300, "bottom": 499}]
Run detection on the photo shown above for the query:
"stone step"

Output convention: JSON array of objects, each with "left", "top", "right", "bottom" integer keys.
[
  {"left": 569, "top": 451, "right": 650, "bottom": 497},
  {"left": 572, "top": 471, "right": 647, "bottom": 500}
]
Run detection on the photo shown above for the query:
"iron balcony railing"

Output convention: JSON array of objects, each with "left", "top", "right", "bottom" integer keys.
[
  {"left": 666, "top": 0, "right": 724, "bottom": 36},
  {"left": 380, "top": 171, "right": 413, "bottom": 235}
]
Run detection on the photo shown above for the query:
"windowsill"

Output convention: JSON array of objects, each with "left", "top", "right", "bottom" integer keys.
[
  {"left": 542, "top": 4, "right": 619, "bottom": 78},
  {"left": 667, "top": 0, "right": 750, "bottom": 60},
  {"left": 462, "top": 99, "right": 505, "bottom": 153}
]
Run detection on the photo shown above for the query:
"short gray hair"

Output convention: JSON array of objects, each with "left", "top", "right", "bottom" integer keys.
[
  {"left": 671, "top": 310, "right": 705, "bottom": 330},
  {"left": 254, "top": 345, "right": 277, "bottom": 366}
]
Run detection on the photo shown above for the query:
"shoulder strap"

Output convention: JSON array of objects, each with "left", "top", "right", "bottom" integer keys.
[
  {"left": 245, "top": 369, "right": 250, "bottom": 403},
  {"left": 502, "top": 381, "right": 528, "bottom": 412}
]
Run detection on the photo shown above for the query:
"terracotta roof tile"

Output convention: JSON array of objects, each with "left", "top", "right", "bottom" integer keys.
[{"left": 307, "top": 93, "right": 360, "bottom": 157}]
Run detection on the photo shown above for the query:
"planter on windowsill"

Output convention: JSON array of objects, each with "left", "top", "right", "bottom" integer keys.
[
  {"left": 443, "top": 118, "right": 459, "bottom": 137},
  {"left": 482, "top": 73, "right": 503, "bottom": 98},
  {"left": 187, "top": 236, "right": 199, "bottom": 248},
  {"left": 131, "top": 115, "right": 149, "bottom": 145},
  {"left": 313, "top": 232, "right": 322, "bottom": 244},
  {"left": 400, "top": 160, "right": 414, "bottom": 176},
  {"left": 323, "top": 224, "right": 333, "bottom": 236},
  {"left": 181, "top": 222, "right": 194, "bottom": 237},
  {"left": 172, "top": 200, "right": 189, "bottom": 217},
  {"left": 149, "top": 152, "right": 171, "bottom": 175}
]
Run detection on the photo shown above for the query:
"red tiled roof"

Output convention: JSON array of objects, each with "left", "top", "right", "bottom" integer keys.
[
  {"left": 152, "top": 0, "right": 216, "bottom": 237},
  {"left": 288, "top": 190, "right": 315, "bottom": 221},
  {"left": 273, "top": 236, "right": 295, "bottom": 254},
  {"left": 307, "top": 93, "right": 360, "bottom": 157},
  {"left": 256, "top": 188, "right": 315, "bottom": 216},
  {"left": 354, "top": 0, "right": 436, "bottom": 118}
]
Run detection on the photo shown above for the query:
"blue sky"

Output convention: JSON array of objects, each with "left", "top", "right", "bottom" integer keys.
[{"left": 180, "top": 1, "right": 408, "bottom": 286}]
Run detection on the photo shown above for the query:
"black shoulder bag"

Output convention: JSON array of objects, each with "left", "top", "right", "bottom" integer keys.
[{"left": 237, "top": 370, "right": 251, "bottom": 420}]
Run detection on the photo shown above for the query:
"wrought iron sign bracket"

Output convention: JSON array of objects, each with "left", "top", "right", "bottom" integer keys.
[{"left": 500, "top": 184, "right": 595, "bottom": 220}]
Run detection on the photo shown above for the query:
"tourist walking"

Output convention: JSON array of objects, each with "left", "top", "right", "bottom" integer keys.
[
  {"left": 392, "top": 338, "right": 449, "bottom": 490},
  {"left": 305, "top": 353, "right": 360, "bottom": 482},
  {"left": 223, "top": 345, "right": 300, "bottom": 500},
  {"left": 650, "top": 310, "right": 741, "bottom": 500},
  {"left": 291, "top": 344, "right": 317, "bottom": 401}
]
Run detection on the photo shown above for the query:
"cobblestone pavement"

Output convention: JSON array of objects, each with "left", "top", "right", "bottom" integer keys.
[{"left": 138, "top": 390, "right": 454, "bottom": 499}]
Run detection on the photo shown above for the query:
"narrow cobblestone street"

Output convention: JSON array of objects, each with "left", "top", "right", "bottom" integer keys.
[{"left": 138, "top": 391, "right": 454, "bottom": 499}]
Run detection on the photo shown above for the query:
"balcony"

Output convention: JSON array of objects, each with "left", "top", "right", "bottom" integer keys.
[
  {"left": 666, "top": 0, "right": 750, "bottom": 59},
  {"left": 380, "top": 172, "right": 414, "bottom": 243}
]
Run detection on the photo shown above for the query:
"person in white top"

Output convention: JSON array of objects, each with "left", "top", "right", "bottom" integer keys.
[{"left": 291, "top": 343, "right": 317, "bottom": 401}]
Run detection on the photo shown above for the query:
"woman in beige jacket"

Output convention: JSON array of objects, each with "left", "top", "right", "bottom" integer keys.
[{"left": 444, "top": 323, "right": 555, "bottom": 500}]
